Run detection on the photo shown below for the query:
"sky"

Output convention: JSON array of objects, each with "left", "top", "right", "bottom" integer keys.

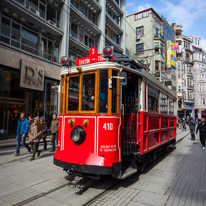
[{"left": 126, "top": 0, "right": 206, "bottom": 50}]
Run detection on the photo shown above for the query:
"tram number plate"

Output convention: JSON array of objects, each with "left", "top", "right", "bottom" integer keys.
[{"left": 103, "top": 123, "right": 113, "bottom": 130}]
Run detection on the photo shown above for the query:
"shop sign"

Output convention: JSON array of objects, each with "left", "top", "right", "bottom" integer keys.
[
  {"left": 20, "top": 60, "right": 44, "bottom": 91},
  {"left": 155, "top": 71, "right": 160, "bottom": 77}
]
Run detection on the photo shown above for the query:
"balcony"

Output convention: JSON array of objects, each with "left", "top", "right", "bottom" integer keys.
[
  {"left": 1, "top": 0, "right": 63, "bottom": 37},
  {"left": 105, "top": 35, "right": 123, "bottom": 53},
  {"left": 86, "top": 0, "right": 102, "bottom": 12},
  {"left": 187, "top": 72, "right": 193, "bottom": 77},
  {"left": 185, "top": 58, "right": 194, "bottom": 65},
  {"left": 106, "top": 0, "right": 124, "bottom": 17},
  {"left": 176, "top": 35, "right": 183, "bottom": 45},
  {"left": 70, "top": 4, "right": 101, "bottom": 36},
  {"left": 153, "top": 34, "right": 165, "bottom": 43},
  {"left": 187, "top": 85, "right": 194, "bottom": 90},
  {"left": 106, "top": 12, "right": 123, "bottom": 35},
  {"left": 176, "top": 25, "right": 183, "bottom": 35}
]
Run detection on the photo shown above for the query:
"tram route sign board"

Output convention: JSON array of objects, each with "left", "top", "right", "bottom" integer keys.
[{"left": 76, "top": 47, "right": 114, "bottom": 66}]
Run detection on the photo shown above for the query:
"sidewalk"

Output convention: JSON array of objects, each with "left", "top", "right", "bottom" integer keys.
[{"left": 0, "top": 136, "right": 52, "bottom": 148}]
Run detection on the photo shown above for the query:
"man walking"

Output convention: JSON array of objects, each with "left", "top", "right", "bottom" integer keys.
[
  {"left": 196, "top": 118, "right": 206, "bottom": 149},
  {"left": 50, "top": 113, "right": 59, "bottom": 152},
  {"left": 189, "top": 118, "right": 196, "bottom": 140},
  {"left": 15, "top": 112, "right": 31, "bottom": 156}
]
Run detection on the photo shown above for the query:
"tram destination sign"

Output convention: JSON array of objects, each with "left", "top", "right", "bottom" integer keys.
[
  {"left": 20, "top": 59, "right": 44, "bottom": 91},
  {"left": 76, "top": 47, "right": 113, "bottom": 66}
]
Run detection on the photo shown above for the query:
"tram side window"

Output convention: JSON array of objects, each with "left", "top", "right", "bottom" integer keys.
[
  {"left": 100, "top": 70, "right": 108, "bottom": 113},
  {"left": 112, "top": 70, "right": 118, "bottom": 113},
  {"left": 82, "top": 74, "right": 95, "bottom": 111},
  {"left": 68, "top": 76, "right": 79, "bottom": 111},
  {"left": 148, "top": 86, "right": 159, "bottom": 112}
]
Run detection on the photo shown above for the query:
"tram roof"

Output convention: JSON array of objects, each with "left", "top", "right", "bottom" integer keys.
[{"left": 61, "top": 61, "right": 176, "bottom": 100}]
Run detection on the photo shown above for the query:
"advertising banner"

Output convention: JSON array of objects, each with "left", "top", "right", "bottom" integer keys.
[{"left": 167, "top": 41, "right": 176, "bottom": 68}]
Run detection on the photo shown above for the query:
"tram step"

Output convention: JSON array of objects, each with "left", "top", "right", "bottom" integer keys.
[{"left": 120, "top": 167, "right": 137, "bottom": 179}]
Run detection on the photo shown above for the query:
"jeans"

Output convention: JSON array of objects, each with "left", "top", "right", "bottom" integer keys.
[
  {"left": 190, "top": 129, "right": 195, "bottom": 140},
  {"left": 52, "top": 133, "right": 58, "bottom": 151},
  {"left": 42, "top": 138, "right": 47, "bottom": 150},
  {"left": 31, "top": 142, "right": 40, "bottom": 159},
  {"left": 16, "top": 135, "right": 31, "bottom": 154}
]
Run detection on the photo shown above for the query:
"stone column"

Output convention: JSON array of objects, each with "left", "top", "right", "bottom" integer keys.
[
  {"left": 97, "top": 0, "right": 106, "bottom": 53},
  {"left": 198, "top": 109, "right": 201, "bottom": 119},
  {"left": 120, "top": 0, "right": 126, "bottom": 53}
]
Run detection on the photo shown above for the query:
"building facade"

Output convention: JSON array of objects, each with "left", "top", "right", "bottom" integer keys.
[
  {"left": 0, "top": 0, "right": 127, "bottom": 140},
  {"left": 189, "top": 36, "right": 206, "bottom": 119},
  {"left": 174, "top": 24, "right": 194, "bottom": 118}
]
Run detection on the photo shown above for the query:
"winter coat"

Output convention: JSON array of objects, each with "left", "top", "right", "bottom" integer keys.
[
  {"left": 16, "top": 118, "right": 29, "bottom": 136},
  {"left": 189, "top": 121, "right": 196, "bottom": 130},
  {"left": 51, "top": 119, "right": 59, "bottom": 133},
  {"left": 40, "top": 121, "right": 47, "bottom": 139},
  {"left": 196, "top": 122, "right": 206, "bottom": 136},
  {"left": 28, "top": 123, "right": 43, "bottom": 143}
]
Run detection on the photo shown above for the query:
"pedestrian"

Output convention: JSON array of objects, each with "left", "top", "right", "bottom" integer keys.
[
  {"left": 196, "top": 118, "right": 206, "bottom": 149},
  {"left": 189, "top": 118, "right": 196, "bottom": 140},
  {"left": 40, "top": 116, "right": 47, "bottom": 150},
  {"left": 15, "top": 112, "right": 31, "bottom": 156},
  {"left": 28, "top": 116, "right": 43, "bottom": 161},
  {"left": 50, "top": 113, "right": 59, "bottom": 152},
  {"left": 182, "top": 118, "right": 186, "bottom": 131},
  {"left": 29, "top": 116, "right": 33, "bottom": 128}
]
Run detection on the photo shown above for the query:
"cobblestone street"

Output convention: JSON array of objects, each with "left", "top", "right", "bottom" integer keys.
[{"left": 1, "top": 130, "right": 206, "bottom": 206}]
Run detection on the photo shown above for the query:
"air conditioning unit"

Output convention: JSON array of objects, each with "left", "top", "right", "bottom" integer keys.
[
  {"left": 136, "top": 36, "right": 140, "bottom": 40},
  {"left": 27, "top": 6, "right": 40, "bottom": 16},
  {"left": 47, "top": 20, "right": 56, "bottom": 27}
]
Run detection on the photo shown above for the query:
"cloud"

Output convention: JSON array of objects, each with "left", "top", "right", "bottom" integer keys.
[
  {"left": 135, "top": 3, "right": 153, "bottom": 12},
  {"left": 126, "top": 2, "right": 135, "bottom": 7}
]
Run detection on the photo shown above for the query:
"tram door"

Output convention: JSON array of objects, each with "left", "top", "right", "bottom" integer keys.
[{"left": 122, "top": 76, "right": 138, "bottom": 156}]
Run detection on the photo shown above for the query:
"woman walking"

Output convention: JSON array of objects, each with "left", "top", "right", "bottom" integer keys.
[
  {"left": 28, "top": 116, "right": 43, "bottom": 161},
  {"left": 40, "top": 116, "right": 47, "bottom": 150}
]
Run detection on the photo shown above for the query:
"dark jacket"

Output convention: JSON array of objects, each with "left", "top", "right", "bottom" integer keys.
[
  {"left": 51, "top": 119, "right": 59, "bottom": 133},
  {"left": 40, "top": 121, "right": 47, "bottom": 139},
  {"left": 16, "top": 118, "right": 29, "bottom": 136},
  {"left": 189, "top": 121, "right": 196, "bottom": 130},
  {"left": 196, "top": 122, "right": 206, "bottom": 135}
]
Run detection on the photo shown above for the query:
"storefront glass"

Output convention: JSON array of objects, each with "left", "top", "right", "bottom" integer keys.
[{"left": 0, "top": 67, "right": 59, "bottom": 139}]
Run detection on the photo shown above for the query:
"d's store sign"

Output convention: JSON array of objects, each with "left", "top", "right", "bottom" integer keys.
[{"left": 20, "top": 59, "right": 44, "bottom": 91}]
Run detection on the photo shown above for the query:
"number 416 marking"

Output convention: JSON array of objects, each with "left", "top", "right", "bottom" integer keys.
[{"left": 103, "top": 123, "right": 113, "bottom": 130}]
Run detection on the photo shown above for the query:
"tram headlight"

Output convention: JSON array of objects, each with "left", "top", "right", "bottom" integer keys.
[{"left": 71, "top": 126, "right": 86, "bottom": 144}]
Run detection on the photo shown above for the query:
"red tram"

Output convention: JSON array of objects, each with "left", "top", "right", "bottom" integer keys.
[{"left": 54, "top": 47, "right": 176, "bottom": 179}]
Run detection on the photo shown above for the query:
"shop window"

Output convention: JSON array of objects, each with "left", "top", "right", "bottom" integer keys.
[
  {"left": 136, "top": 43, "right": 144, "bottom": 53},
  {"left": 71, "top": 22, "right": 78, "bottom": 38},
  {"left": 21, "top": 27, "right": 38, "bottom": 55},
  {"left": 155, "top": 61, "right": 159, "bottom": 70},
  {"left": 26, "top": 0, "right": 38, "bottom": 10},
  {"left": 136, "top": 26, "right": 144, "bottom": 36},
  {"left": 148, "top": 86, "right": 159, "bottom": 112},
  {"left": 155, "top": 42, "right": 159, "bottom": 52},
  {"left": 68, "top": 76, "right": 79, "bottom": 111},
  {"left": 82, "top": 74, "right": 95, "bottom": 111},
  {"left": 100, "top": 70, "right": 108, "bottom": 113},
  {"left": 1, "top": 17, "right": 10, "bottom": 44}
]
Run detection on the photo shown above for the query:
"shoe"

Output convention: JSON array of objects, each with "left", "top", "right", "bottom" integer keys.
[
  {"left": 49, "top": 149, "right": 55, "bottom": 152},
  {"left": 203, "top": 147, "right": 205, "bottom": 150},
  {"left": 30, "top": 157, "right": 35, "bottom": 161},
  {"left": 14, "top": 153, "right": 20, "bottom": 157},
  {"left": 37, "top": 151, "right": 41, "bottom": 157}
]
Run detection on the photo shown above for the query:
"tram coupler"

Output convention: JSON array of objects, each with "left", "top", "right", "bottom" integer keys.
[{"left": 68, "top": 176, "right": 84, "bottom": 188}]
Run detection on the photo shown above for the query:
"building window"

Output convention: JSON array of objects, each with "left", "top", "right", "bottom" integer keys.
[
  {"left": 199, "top": 54, "right": 201, "bottom": 59},
  {"left": 71, "top": 0, "right": 79, "bottom": 9},
  {"left": 161, "top": 62, "right": 164, "bottom": 71},
  {"left": 195, "top": 39, "right": 197, "bottom": 44},
  {"left": 155, "top": 61, "right": 159, "bottom": 70},
  {"left": 161, "top": 44, "right": 163, "bottom": 53},
  {"left": 156, "top": 28, "right": 159, "bottom": 37},
  {"left": 178, "top": 62, "right": 180, "bottom": 68},
  {"left": 155, "top": 42, "right": 159, "bottom": 52},
  {"left": 192, "top": 38, "right": 194, "bottom": 43},
  {"left": 80, "top": 2, "right": 87, "bottom": 17},
  {"left": 203, "top": 98, "right": 205, "bottom": 105},
  {"left": 136, "top": 43, "right": 144, "bottom": 53},
  {"left": 71, "top": 22, "right": 78, "bottom": 38},
  {"left": 136, "top": 26, "right": 144, "bottom": 36},
  {"left": 198, "top": 40, "right": 199, "bottom": 45}
]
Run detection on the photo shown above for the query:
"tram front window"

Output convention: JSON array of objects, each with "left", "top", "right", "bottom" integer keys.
[
  {"left": 68, "top": 76, "right": 79, "bottom": 111},
  {"left": 82, "top": 74, "right": 95, "bottom": 111}
]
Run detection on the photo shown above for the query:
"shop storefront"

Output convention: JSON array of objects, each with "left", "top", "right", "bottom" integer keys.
[{"left": 0, "top": 47, "right": 60, "bottom": 140}]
